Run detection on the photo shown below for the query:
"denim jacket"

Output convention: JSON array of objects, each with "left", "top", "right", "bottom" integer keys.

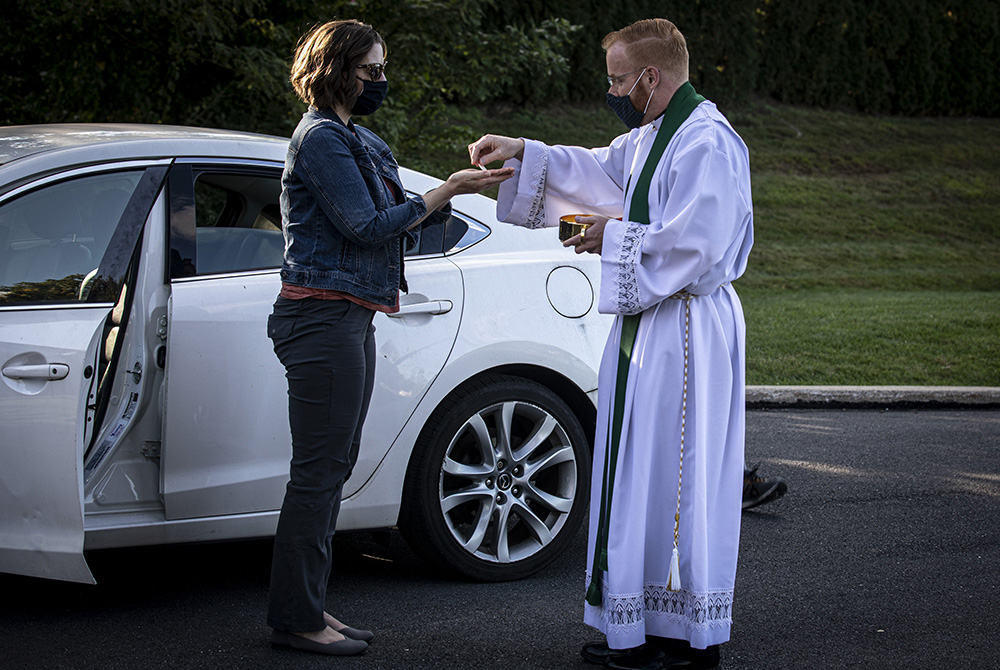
[{"left": 279, "top": 107, "right": 426, "bottom": 306}]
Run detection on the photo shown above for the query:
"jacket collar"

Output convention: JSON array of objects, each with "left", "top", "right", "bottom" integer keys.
[{"left": 310, "top": 106, "right": 356, "bottom": 133}]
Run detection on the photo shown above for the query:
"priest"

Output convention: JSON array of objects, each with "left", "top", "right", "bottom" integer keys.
[{"left": 469, "top": 18, "right": 753, "bottom": 670}]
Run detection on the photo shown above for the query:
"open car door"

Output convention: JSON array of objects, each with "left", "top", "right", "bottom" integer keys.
[
  {"left": 0, "top": 164, "right": 168, "bottom": 582},
  {"left": 0, "top": 310, "right": 105, "bottom": 583}
]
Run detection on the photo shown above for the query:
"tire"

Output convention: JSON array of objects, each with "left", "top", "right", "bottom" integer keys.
[{"left": 399, "top": 374, "right": 592, "bottom": 581}]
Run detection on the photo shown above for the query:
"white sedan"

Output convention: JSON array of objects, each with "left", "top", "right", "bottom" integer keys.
[{"left": 0, "top": 125, "right": 611, "bottom": 584}]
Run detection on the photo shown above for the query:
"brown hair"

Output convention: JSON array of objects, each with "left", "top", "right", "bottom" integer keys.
[
  {"left": 290, "top": 19, "right": 386, "bottom": 110},
  {"left": 601, "top": 19, "right": 689, "bottom": 84}
]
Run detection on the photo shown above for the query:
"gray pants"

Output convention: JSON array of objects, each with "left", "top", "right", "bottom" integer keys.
[{"left": 266, "top": 297, "right": 376, "bottom": 632}]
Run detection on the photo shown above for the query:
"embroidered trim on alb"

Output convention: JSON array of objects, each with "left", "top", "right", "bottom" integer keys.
[
  {"left": 612, "top": 221, "right": 646, "bottom": 314},
  {"left": 522, "top": 143, "right": 550, "bottom": 229},
  {"left": 585, "top": 573, "right": 733, "bottom": 635}
]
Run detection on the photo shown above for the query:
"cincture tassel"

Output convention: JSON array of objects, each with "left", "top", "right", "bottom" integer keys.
[{"left": 667, "top": 546, "right": 681, "bottom": 591}]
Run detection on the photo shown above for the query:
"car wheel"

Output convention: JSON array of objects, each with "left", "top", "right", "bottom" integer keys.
[{"left": 400, "top": 374, "right": 591, "bottom": 581}]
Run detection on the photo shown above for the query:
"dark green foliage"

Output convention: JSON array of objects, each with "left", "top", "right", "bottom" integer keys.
[
  {"left": 0, "top": 0, "right": 996, "bottom": 155},
  {"left": 335, "top": 0, "right": 577, "bottom": 169},
  {"left": 483, "top": 0, "right": 999, "bottom": 115},
  {"left": 0, "top": 0, "right": 577, "bottom": 149},
  {"left": 755, "top": 0, "right": 1000, "bottom": 115},
  {"left": 0, "top": 0, "right": 300, "bottom": 134},
  {"left": 482, "top": 0, "right": 760, "bottom": 106}
]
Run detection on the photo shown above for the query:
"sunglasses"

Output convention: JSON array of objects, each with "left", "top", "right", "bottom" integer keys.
[{"left": 357, "top": 61, "right": 386, "bottom": 80}]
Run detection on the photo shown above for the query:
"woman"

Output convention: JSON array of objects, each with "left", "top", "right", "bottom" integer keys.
[{"left": 267, "top": 19, "right": 512, "bottom": 656}]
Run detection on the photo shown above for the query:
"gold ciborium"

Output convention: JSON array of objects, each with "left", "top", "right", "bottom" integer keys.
[{"left": 558, "top": 214, "right": 591, "bottom": 242}]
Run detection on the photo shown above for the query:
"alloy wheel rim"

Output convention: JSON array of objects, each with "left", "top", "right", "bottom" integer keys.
[{"left": 438, "top": 400, "right": 578, "bottom": 564}]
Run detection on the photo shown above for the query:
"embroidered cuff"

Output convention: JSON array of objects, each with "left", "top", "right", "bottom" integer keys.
[
  {"left": 610, "top": 220, "right": 647, "bottom": 314},
  {"left": 522, "top": 141, "right": 550, "bottom": 229},
  {"left": 495, "top": 139, "right": 550, "bottom": 229}
]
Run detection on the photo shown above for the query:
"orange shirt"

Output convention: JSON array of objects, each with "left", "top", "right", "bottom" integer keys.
[{"left": 280, "top": 283, "right": 400, "bottom": 314}]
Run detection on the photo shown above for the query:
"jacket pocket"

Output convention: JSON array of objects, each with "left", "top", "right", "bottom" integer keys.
[{"left": 338, "top": 240, "right": 359, "bottom": 272}]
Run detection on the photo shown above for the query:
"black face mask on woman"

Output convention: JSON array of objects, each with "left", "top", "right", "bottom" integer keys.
[
  {"left": 352, "top": 79, "right": 388, "bottom": 115},
  {"left": 606, "top": 71, "right": 655, "bottom": 130}
]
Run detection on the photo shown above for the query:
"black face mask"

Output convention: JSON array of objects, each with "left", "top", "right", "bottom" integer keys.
[
  {"left": 352, "top": 79, "right": 388, "bottom": 115},
  {"left": 606, "top": 73, "right": 654, "bottom": 129}
]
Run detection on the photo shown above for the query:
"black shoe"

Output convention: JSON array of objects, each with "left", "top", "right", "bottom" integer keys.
[
  {"left": 600, "top": 646, "right": 664, "bottom": 670},
  {"left": 609, "top": 644, "right": 720, "bottom": 670},
  {"left": 580, "top": 641, "right": 647, "bottom": 666},
  {"left": 270, "top": 629, "right": 368, "bottom": 656},
  {"left": 337, "top": 625, "right": 374, "bottom": 642},
  {"left": 606, "top": 649, "right": 716, "bottom": 670},
  {"left": 742, "top": 464, "right": 787, "bottom": 509}
]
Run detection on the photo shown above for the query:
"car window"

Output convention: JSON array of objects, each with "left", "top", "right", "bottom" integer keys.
[
  {"left": 170, "top": 171, "right": 484, "bottom": 273},
  {"left": 192, "top": 172, "right": 284, "bottom": 275},
  {"left": 0, "top": 171, "right": 143, "bottom": 305},
  {"left": 403, "top": 210, "right": 471, "bottom": 257},
  {"left": 401, "top": 193, "right": 492, "bottom": 257}
]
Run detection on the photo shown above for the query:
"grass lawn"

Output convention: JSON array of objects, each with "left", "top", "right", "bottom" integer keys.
[
  {"left": 744, "top": 290, "right": 1000, "bottom": 385},
  {"left": 410, "top": 100, "right": 1000, "bottom": 386}
]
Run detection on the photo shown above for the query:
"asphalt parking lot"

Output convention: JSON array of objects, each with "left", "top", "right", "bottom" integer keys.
[{"left": 1, "top": 406, "right": 998, "bottom": 669}]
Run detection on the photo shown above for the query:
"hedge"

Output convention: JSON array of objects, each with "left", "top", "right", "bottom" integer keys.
[
  {"left": 485, "top": 0, "right": 1000, "bottom": 115},
  {"left": 2, "top": 0, "right": 996, "bottom": 136}
]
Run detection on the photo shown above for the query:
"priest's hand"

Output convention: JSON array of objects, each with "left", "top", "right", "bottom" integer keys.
[
  {"left": 563, "top": 215, "right": 608, "bottom": 255},
  {"left": 468, "top": 134, "right": 525, "bottom": 167}
]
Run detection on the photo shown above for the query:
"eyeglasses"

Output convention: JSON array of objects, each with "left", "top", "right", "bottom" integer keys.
[
  {"left": 357, "top": 61, "right": 386, "bottom": 80},
  {"left": 607, "top": 67, "right": 647, "bottom": 88}
]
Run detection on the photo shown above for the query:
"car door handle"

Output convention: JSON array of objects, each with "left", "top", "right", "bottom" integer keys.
[
  {"left": 387, "top": 300, "right": 453, "bottom": 318},
  {"left": 2, "top": 363, "right": 70, "bottom": 381}
]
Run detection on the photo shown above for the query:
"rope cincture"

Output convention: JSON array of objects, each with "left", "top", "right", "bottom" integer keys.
[{"left": 666, "top": 292, "right": 691, "bottom": 591}]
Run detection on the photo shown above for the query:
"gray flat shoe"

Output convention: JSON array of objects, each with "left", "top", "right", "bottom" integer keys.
[
  {"left": 338, "top": 626, "right": 375, "bottom": 643},
  {"left": 270, "top": 629, "right": 368, "bottom": 656}
]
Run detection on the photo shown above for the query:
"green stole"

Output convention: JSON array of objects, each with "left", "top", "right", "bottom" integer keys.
[{"left": 585, "top": 82, "right": 705, "bottom": 607}]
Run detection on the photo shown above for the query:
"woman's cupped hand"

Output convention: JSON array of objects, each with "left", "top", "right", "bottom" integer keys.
[{"left": 445, "top": 167, "right": 515, "bottom": 195}]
